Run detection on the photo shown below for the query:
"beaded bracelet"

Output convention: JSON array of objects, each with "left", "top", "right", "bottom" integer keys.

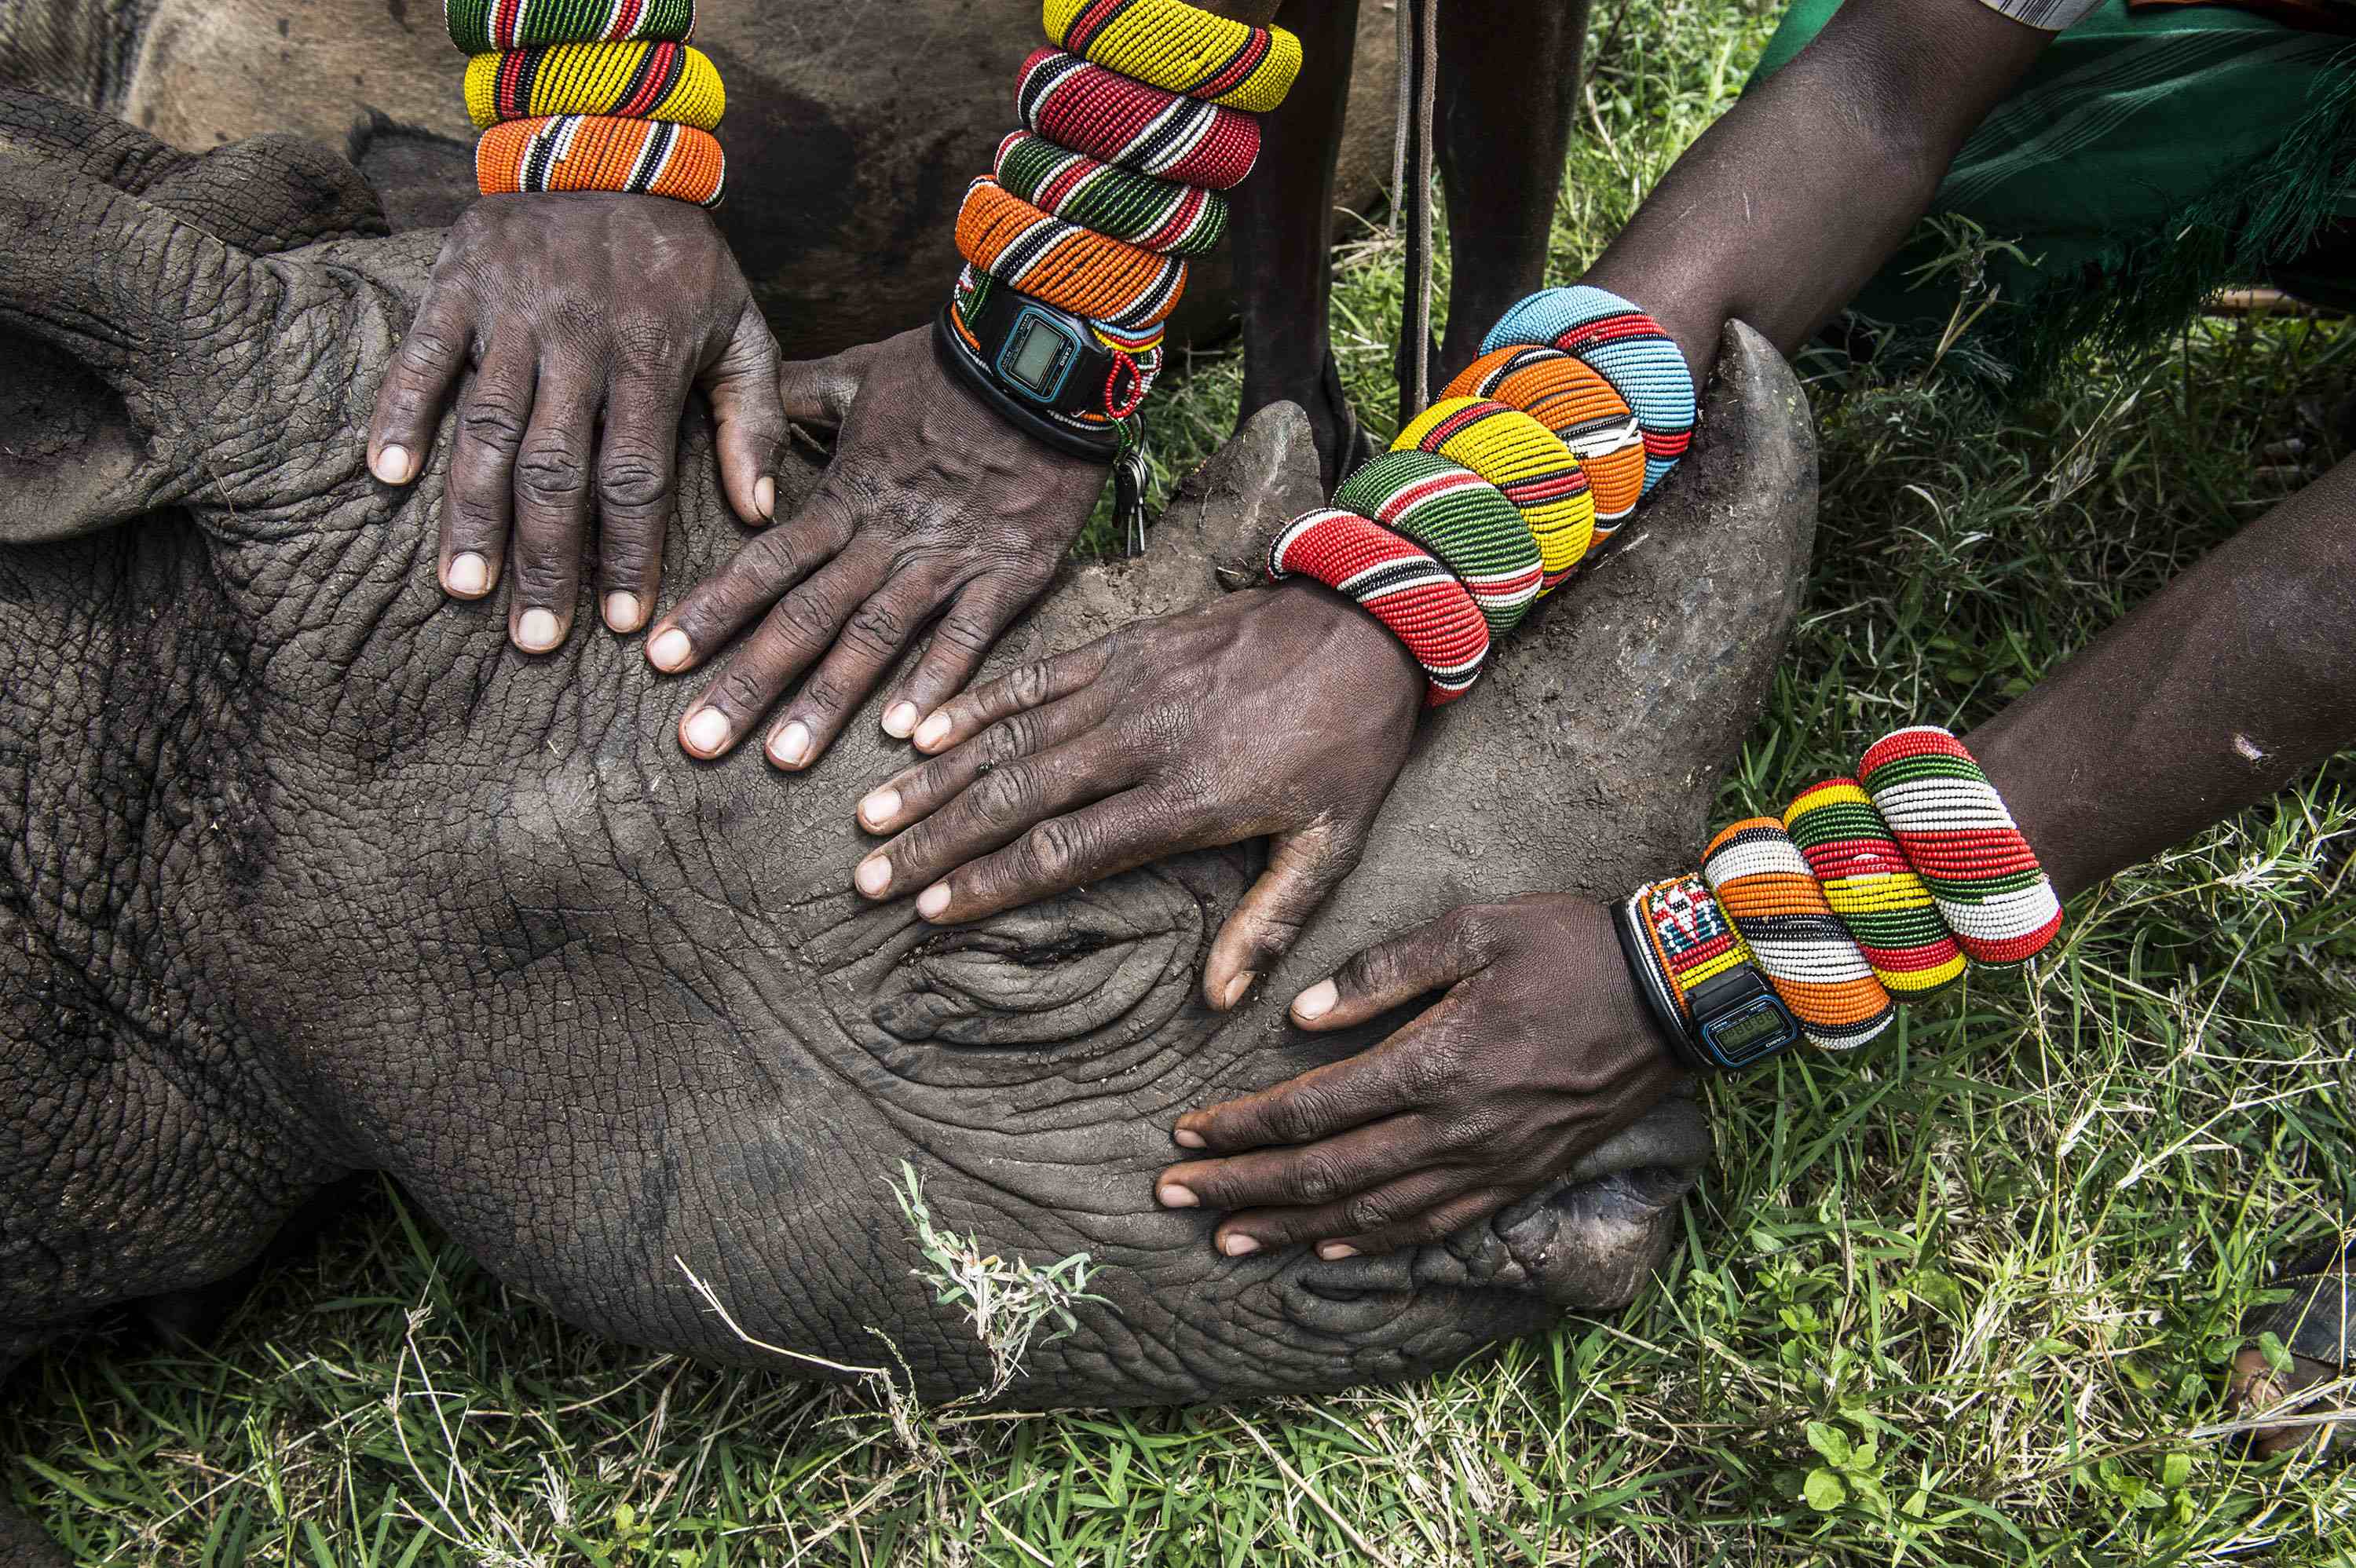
[
  {"left": 1332, "top": 451, "right": 1540, "bottom": 638},
  {"left": 447, "top": 0, "right": 695, "bottom": 54},
  {"left": 464, "top": 40, "right": 723, "bottom": 130},
  {"left": 955, "top": 176, "right": 1188, "bottom": 334},
  {"left": 1265, "top": 283, "right": 1693, "bottom": 704},
  {"left": 1394, "top": 397, "right": 1597, "bottom": 594},
  {"left": 1628, "top": 726, "right": 2061, "bottom": 1066},
  {"left": 1267, "top": 510, "right": 1491, "bottom": 704},
  {"left": 1044, "top": 0, "right": 1302, "bottom": 111},
  {"left": 993, "top": 132, "right": 1228, "bottom": 256},
  {"left": 476, "top": 115, "right": 724, "bottom": 207},
  {"left": 1483, "top": 287, "right": 1697, "bottom": 499},
  {"left": 1017, "top": 48, "right": 1261, "bottom": 191},
  {"left": 1445, "top": 347, "right": 1647, "bottom": 539}
]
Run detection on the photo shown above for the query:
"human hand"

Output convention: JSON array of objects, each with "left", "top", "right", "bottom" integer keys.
[
  {"left": 851, "top": 583, "right": 1425, "bottom": 1007},
  {"left": 649, "top": 326, "right": 1109, "bottom": 771},
  {"left": 365, "top": 192, "right": 784, "bottom": 649},
  {"left": 1155, "top": 894, "right": 1685, "bottom": 1257}
]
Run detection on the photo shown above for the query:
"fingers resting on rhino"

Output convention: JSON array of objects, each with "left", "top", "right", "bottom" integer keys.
[
  {"left": 847, "top": 583, "right": 1425, "bottom": 1009},
  {"left": 1155, "top": 895, "right": 1685, "bottom": 1261},
  {"left": 649, "top": 326, "right": 1108, "bottom": 773},
  {"left": 365, "top": 193, "right": 785, "bottom": 650}
]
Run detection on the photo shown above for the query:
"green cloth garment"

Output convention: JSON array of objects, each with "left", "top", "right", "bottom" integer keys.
[{"left": 1751, "top": 0, "right": 2356, "bottom": 381}]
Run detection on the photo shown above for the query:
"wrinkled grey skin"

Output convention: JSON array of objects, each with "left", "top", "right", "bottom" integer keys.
[
  {"left": 0, "top": 0, "right": 1403, "bottom": 360},
  {"left": 0, "top": 93, "right": 1814, "bottom": 1508}
]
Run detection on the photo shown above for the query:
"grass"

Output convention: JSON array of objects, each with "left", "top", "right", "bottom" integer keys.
[{"left": 9, "top": 0, "right": 2356, "bottom": 1560}]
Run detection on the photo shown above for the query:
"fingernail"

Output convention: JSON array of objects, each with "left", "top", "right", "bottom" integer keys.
[
  {"left": 1220, "top": 972, "right": 1256, "bottom": 1011},
  {"left": 860, "top": 788, "right": 901, "bottom": 828},
  {"left": 647, "top": 627, "right": 693, "bottom": 672},
  {"left": 1293, "top": 979, "right": 1338, "bottom": 1021},
  {"left": 768, "top": 721, "right": 810, "bottom": 768},
  {"left": 913, "top": 712, "right": 952, "bottom": 750},
  {"left": 755, "top": 475, "right": 775, "bottom": 520},
  {"left": 1221, "top": 1234, "right": 1260, "bottom": 1258},
  {"left": 1158, "top": 1184, "right": 1198, "bottom": 1209},
  {"left": 882, "top": 702, "right": 919, "bottom": 739},
  {"left": 683, "top": 707, "right": 732, "bottom": 755},
  {"left": 444, "top": 551, "right": 490, "bottom": 598},
  {"left": 372, "top": 444, "right": 413, "bottom": 484},
  {"left": 515, "top": 608, "right": 562, "bottom": 652},
  {"left": 855, "top": 857, "right": 891, "bottom": 897},
  {"left": 1173, "top": 1127, "right": 1205, "bottom": 1150},
  {"left": 1317, "top": 1242, "right": 1359, "bottom": 1261},
  {"left": 916, "top": 883, "right": 950, "bottom": 920},
  {"left": 604, "top": 591, "right": 643, "bottom": 632}
]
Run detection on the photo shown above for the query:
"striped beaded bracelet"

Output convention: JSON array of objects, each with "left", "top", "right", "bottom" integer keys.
[
  {"left": 993, "top": 132, "right": 1228, "bottom": 256},
  {"left": 1017, "top": 47, "right": 1260, "bottom": 191},
  {"left": 955, "top": 176, "right": 1187, "bottom": 334},
  {"left": 1445, "top": 346, "right": 1647, "bottom": 539},
  {"left": 1045, "top": 0, "right": 1302, "bottom": 111},
  {"left": 1625, "top": 726, "right": 2061, "bottom": 1069},
  {"left": 464, "top": 39, "right": 723, "bottom": 130},
  {"left": 1267, "top": 509, "right": 1491, "bottom": 704},
  {"left": 1332, "top": 451, "right": 1540, "bottom": 638},
  {"left": 477, "top": 114, "right": 724, "bottom": 207},
  {"left": 448, "top": 0, "right": 695, "bottom": 54},
  {"left": 1395, "top": 397, "right": 1597, "bottom": 594},
  {"left": 1483, "top": 286, "right": 1696, "bottom": 499}
]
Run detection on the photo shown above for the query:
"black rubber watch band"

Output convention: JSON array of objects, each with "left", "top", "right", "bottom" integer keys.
[
  {"left": 933, "top": 306, "right": 1120, "bottom": 463},
  {"left": 1612, "top": 897, "right": 1712, "bottom": 1074}
]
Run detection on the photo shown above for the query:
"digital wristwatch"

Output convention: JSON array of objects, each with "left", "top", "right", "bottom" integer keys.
[
  {"left": 934, "top": 278, "right": 1140, "bottom": 462},
  {"left": 1612, "top": 894, "right": 1805, "bottom": 1074}
]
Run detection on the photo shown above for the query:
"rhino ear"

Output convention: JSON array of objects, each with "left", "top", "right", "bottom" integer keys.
[{"left": 0, "top": 148, "right": 279, "bottom": 543}]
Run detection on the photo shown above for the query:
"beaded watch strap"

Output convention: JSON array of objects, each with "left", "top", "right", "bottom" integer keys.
[
  {"left": 477, "top": 115, "right": 724, "bottom": 207},
  {"left": 1045, "top": 0, "right": 1302, "bottom": 111},
  {"left": 1267, "top": 510, "right": 1491, "bottom": 704},
  {"left": 1017, "top": 47, "right": 1260, "bottom": 190},
  {"left": 1627, "top": 872, "right": 1752, "bottom": 1027}
]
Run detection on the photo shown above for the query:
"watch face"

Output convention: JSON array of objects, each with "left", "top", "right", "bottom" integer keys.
[
  {"left": 1001, "top": 311, "right": 1078, "bottom": 401},
  {"left": 1700, "top": 992, "right": 1801, "bottom": 1068}
]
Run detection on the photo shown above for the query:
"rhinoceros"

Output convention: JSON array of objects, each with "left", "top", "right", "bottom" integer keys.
[
  {"left": 0, "top": 0, "right": 1406, "bottom": 360},
  {"left": 0, "top": 93, "right": 1815, "bottom": 1559}
]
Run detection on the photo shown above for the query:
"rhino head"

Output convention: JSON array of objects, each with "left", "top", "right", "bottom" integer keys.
[{"left": 0, "top": 93, "right": 1815, "bottom": 1408}]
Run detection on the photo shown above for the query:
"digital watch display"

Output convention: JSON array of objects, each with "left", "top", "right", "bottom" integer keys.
[
  {"left": 1685, "top": 966, "right": 1804, "bottom": 1070},
  {"left": 997, "top": 306, "right": 1081, "bottom": 403}
]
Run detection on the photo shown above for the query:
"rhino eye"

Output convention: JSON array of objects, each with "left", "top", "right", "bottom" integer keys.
[{"left": 871, "top": 882, "right": 1198, "bottom": 1050}]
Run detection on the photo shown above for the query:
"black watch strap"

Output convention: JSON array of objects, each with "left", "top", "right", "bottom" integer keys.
[
  {"left": 934, "top": 305, "right": 1121, "bottom": 463},
  {"left": 1612, "top": 897, "right": 1712, "bottom": 1074}
]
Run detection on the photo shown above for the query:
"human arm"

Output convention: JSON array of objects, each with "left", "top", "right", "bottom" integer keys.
[{"left": 1161, "top": 455, "right": 2356, "bottom": 1257}]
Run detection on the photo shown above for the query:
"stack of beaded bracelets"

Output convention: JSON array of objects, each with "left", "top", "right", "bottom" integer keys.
[
  {"left": 939, "top": 0, "right": 1301, "bottom": 449},
  {"left": 451, "top": 0, "right": 726, "bottom": 208},
  {"left": 1622, "top": 726, "right": 2065, "bottom": 1070},
  {"left": 1268, "top": 284, "right": 1697, "bottom": 704}
]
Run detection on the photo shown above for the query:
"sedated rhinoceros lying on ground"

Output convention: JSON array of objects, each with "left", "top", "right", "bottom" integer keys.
[{"left": 0, "top": 89, "right": 1815, "bottom": 1555}]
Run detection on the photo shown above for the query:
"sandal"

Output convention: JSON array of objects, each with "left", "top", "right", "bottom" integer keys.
[{"left": 2228, "top": 1234, "right": 2353, "bottom": 1462}]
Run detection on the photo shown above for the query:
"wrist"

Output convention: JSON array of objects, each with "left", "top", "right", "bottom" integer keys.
[{"left": 1271, "top": 580, "right": 1425, "bottom": 714}]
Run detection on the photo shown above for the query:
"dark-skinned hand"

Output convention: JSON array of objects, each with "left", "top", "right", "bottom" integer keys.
[
  {"left": 1155, "top": 894, "right": 1685, "bottom": 1258},
  {"left": 850, "top": 583, "right": 1425, "bottom": 1008},
  {"left": 649, "top": 325, "right": 1109, "bottom": 772},
  {"left": 366, "top": 192, "right": 785, "bottom": 650}
]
